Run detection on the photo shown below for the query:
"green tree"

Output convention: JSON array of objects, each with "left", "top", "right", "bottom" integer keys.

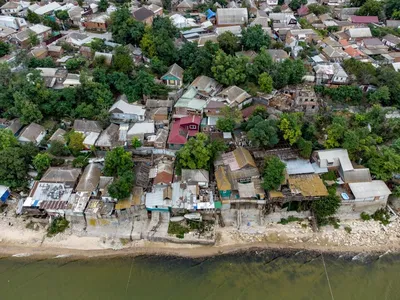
[
  {"left": 108, "top": 172, "right": 133, "bottom": 200},
  {"left": 217, "top": 31, "right": 240, "bottom": 55},
  {"left": 98, "top": 0, "right": 109, "bottom": 12},
  {"left": 279, "top": 113, "right": 303, "bottom": 145},
  {"left": 240, "top": 25, "right": 271, "bottom": 51},
  {"left": 289, "top": 0, "right": 307, "bottom": 10},
  {"left": 55, "top": 10, "right": 69, "bottom": 30},
  {"left": 109, "top": 7, "right": 145, "bottom": 45},
  {"left": 112, "top": 46, "right": 133, "bottom": 74},
  {"left": 324, "top": 116, "right": 348, "bottom": 148},
  {"left": 297, "top": 137, "right": 312, "bottom": 159},
  {"left": 176, "top": 133, "right": 212, "bottom": 171},
  {"left": 43, "top": 16, "right": 59, "bottom": 31},
  {"left": 48, "top": 140, "right": 69, "bottom": 156},
  {"left": 140, "top": 27, "right": 156, "bottom": 57},
  {"left": 27, "top": 57, "right": 55, "bottom": 68},
  {"left": 28, "top": 32, "right": 39, "bottom": 47},
  {"left": 357, "top": 0, "right": 383, "bottom": 18},
  {"left": 131, "top": 137, "right": 142, "bottom": 149},
  {"left": 262, "top": 156, "right": 286, "bottom": 191},
  {"left": 104, "top": 147, "right": 133, "bottom": 177},
  {"left": 66, "top": 57, "right": 86, "bottom": 71},
  {"left": 33, "top": 153, "right": 51, "bottom": 176},
  {"left": 27, "top": 10, "right": 41, "bottom": 24},
  {"left": 258, "top": 72, "right": 273, "bottom": 94},
  {"left": 311, "top": 187, "right": 341, "bottom": 226},
  {"left": 211, "top": 50, "right": 247, "bottom": 86},
  {"left": 367, "top": 86, "right": 390, "bottom": 105},
  {"left": 152, "top": 16, "right": 178, "bottom": 38},
  {"left": 307, "top": 4, "right": 330, "bottom": 15},
  {"left": 0, "top": 128, "right": 17, "bottom": 151},
  {"left": 367, "top": 147, "right": 400, "bottom": 181},
  {"left": 385, "top": 0, "right": 400, "bottom": 19},
  {"left": 247, "top": 48, "right": 274, "bottom": 82},
  {"left": 72, "top": 156, "right": 89, "bottom": 168},
  {"left": 67, "top": 131, "right": 85, "bottom": 156},
  {"left": 0, "top": 41, "right": 10, "bottom": 57},
  {"left": 216, "top": 118, "right": 235, "bottom": 132},
  {"left": 245, "top": 115, "right": 279, "bottom": 148},
  {"left": 12, "top": 92, "right": 43, "bottom": 125}
]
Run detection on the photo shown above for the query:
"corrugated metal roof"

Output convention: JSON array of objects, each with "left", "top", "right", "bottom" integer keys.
[
  {"left": 349, "top": 180, "right": 391, "bottom": 199},
  {"left": 283, "top": 159, "right": 315, "bottom": 175}
]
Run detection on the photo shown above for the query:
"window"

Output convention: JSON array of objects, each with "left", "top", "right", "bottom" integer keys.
[{"left": 189, "top": 125, "right": 196, "bottom": 130}]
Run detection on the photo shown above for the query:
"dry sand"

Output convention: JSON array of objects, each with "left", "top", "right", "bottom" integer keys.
[{"left": 1, "top": 214, "right": 400, "bottom": 259}]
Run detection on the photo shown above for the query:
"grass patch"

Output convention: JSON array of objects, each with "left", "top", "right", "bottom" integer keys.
[
  {"left": 47, "top": 217, "right": 69, "bottom": 237},
  {"left": 360, "top": 212, "right": 371, "bottom": 221},
  {"left": 278, "top": 215, "right": 303, "bottom": 225},
  {"left": 321, "top": 170, "right": 337, "bottom": 181},
  {"left": 168, "top": 222, "right": 189, "bottom": 239}
]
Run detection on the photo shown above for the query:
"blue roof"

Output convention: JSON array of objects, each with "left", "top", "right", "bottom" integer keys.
[{"left": 206, "top": 9, "right": 216, "bottom": 20}]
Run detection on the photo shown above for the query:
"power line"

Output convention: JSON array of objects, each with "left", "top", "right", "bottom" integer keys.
[{"left": 321, "top": 251, "right": 335, "bottom": 300}]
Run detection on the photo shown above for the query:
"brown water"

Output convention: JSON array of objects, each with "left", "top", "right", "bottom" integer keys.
[{"left": 0, "top": 250, "right": 398, "bottom": 299}]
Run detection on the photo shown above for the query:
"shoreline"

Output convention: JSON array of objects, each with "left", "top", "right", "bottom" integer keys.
[{"left": 0, "top": 238, "right": 398, "bottom": 260}]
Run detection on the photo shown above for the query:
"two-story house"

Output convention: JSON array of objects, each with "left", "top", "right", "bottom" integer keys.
[{"left": 167, "top": 115, "right": 201, "bottom": 149}]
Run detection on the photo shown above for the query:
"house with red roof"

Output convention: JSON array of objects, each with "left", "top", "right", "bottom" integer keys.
[
  {"left": 167, "top": 115, "right": 201, "bottom": 149},
  {"left": 350, "top": 16, "right": 379, "bottom": 26},
  {"left": 297, "top": 5, "right": 309, "bottom": 17}
]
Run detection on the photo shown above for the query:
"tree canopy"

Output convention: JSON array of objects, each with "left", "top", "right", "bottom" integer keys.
[
  {"left": 244, "top": 115, "right": 279, "bottom": 148},
  {"left": 211, "top": 50, "right": 247, "bottom": 86},
  {"left": 262, "top": 156, "right": 286, "bottom": 191}
]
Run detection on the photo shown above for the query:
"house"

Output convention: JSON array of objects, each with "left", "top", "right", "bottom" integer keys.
[
  {"left": 109, "top": 98, "right": 146, "bottom": 123},
  {"left": 0, "top": 25, "right": 15, "bottom": 41},
  {"left": 133, "top": 7, "right": 154, "bottom": 25},
  {"left": 204, "top": 100, "right": 226, "bottom": 116},
  {"left": 127, "top": 121, "right": 155, "bottom": 142},
  {"left": 382, "top": 34, "right": 400, "bottom": 49},
  {"left": 47, "top": 45, "right": 63, "bottom": 58},
  {"left": 0, "top": 15, "right": 26, "bottom": 30},
  {"left": 98, "top": 176, "right": 116, "bottom": 202},
  {"left": 250, "top": 10, "right": 271, "bottom": 33},
  {"left": 73, "top": 119, "right": 102, "bottom": 148},
  {"left": 33, "top": 2, "right": 61, "bottom": 16},
  {"left": 146, "top": 99, "right": 173, "bottom": 122},
  {"left": 386, "top": 20, "right": 400, "bottom": 29},
  {"left": 190, "top": 75, "right": 222, "bottom": 97},
  {"left": 48, "top": 128, "right": 66, "bottom": 145},
  {"left": 297, "top": 5, "right": 309, "bottom": 17},
  {"left": 361, "top": 38, "right": 389, "bottom": 56},
  {"left": 269, "top": 13, "right": 297, "bottom": 26},
  {"left": 0, "top": 185, "right": 10, "bottom": 202},
  {"left": 76, "top": 163, "right": 102, "bottom": 194},
  {"left": 348, "top": 181, "right": 391, "bottom": 203},
  {"left": 322, "top": 45, "right": 348, "bottom": 62},
  {"left": 174, "top": 87, "right": 208, "bottom": 115},
  {"left": 182, "top": 169, "right": 209, "bottom": 187},
  {"left": 63, "top": 74, "right": 81, "bottom": 88},
  {"left": 216, "top": 147, "right": 264, "bottom": 207},
  {"left": 216, "top": 8, "right": 248, "bottom": 26},
  {"left": 314, "top": 64, "right": 334, "bottom": 85},
  {"left": 29, "top": 24, "right": 51, "bottom": 42},
  {"left": 18, "top": 123, "right": 46, "bottom": 145},
  {"left": 64, "top": 32, "right": 92, "bottom": 47},
  {"left": 151, "top": 160, "right": 174, "bottom": 185},
  {"left": 152, "top": 107, "right": 169, "bottom": 122},
  {"left": 286, "top": 29, "right": 318, "bottom": 45},
  {"left": 332, "top": 63, "right": 349, "bottom": 84},
  {"left": 12, "top": 28, "right": 32, "bottom": 48},
  {"left": 335, "top": 7, "right": 359, "bottom": 21},
  {"left": 267, "top": 49, "right": 289, "bottom": 62},
  {"left": 350, "top": 16, "right": 379, "bottom": 26},
  {"left": 345, "top": 27, "right": 372, "bottom": 41},
  {"left": 30, "top": 46, "right": 48, "bottom": 59},
  {"left": 0, "top": 1, "right": 29, "bottom": 16},
  {"left": 216, "top": 25, "right": 242, "bottom": 36},
  {"left": 161, "top": 63, "right": 184, "bottom": 89},
  {"left": 146, "top": 4, "right": 163, "bottom": 17},
  {"left": 167, "top": 115, "right": 201, "bottom": 149},
  {"left": 82, "top": 14, "right": 108, "bottom": 32},
  {"left": 153, "top": 128, "right": 169, "bottom": 148},
  {"left": 176, "top": 0, "right": 193, "bottom": 12},
  {"left": 23, "top": 167, "right": 81, "bottom": 215},
  {"left": 36, "top": 67, "right": 68, "bottom": 88},
  {"left": 68, "top": 6, "right": 84, "bottom": 26},
  {"left": 218, "top": 86, "right": 251, "bottom": 109},
  {"left": 294, "top": 87, "right": 319, "bottom": 114},
  {"left": 0, "top": 118, "right": 22, "bottom": 135},
  {"left": 95, "top": 123, "right": 123, "bottom": 150}
]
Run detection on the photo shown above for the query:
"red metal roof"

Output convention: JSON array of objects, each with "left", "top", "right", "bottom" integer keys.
[
  {"left": 351, "top": 16, "right": 379, "bottom": 24},
  {"left": 179, "top": 115, "right": 201, "bottom": 126},
  {"left": 168, "top": 119, "right": 188, "bottom": 145}
]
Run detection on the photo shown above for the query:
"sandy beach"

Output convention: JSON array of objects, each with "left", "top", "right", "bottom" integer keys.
[{"left": 1, "top": 212, "right": 400, "bottom": 259}]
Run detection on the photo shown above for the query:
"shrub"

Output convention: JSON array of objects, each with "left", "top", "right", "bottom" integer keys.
[
  {"left": 278, "top": 215, "right": 302, "bottom": 224},
  {"left": 344, "top": 226, "right": 352, "bottom": 234},
  {"left": 168, "top": 222, "right": 189, "bottom": 238},
  {"left": 321, "top": 170, "right": 337, "bottom": 181},
  {"left": 371, "top": 209, "right": 390, "bottom": 225},
  {"left": 47, "top": 217, "right": 69, "bottom": 237},
  {"left": 360, "top": 212, "right": 371, "bottom": 221},
  {"left": 72, "top": 156, "right": 88, "bottom": 168}
]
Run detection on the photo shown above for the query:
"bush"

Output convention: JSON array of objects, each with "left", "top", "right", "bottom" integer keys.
[
  {"left": 371, "top": 209, "right": 390, "bottom": 225},
  {"left": 168, "top": 222, "right": 189, "bottom": 238},
  {"left": 321, "top": 170, "right": 337, "bottom": 181},
  {"left": 344, "top": 226, "right": 352, "bottom": 234},
  {"left": 51, "top": 157, "right": 65, "bottom": 166},
  {"left": 278, "top": 215, "right": 302, "bottom": 224},
  {"left": 312, "top": 187, "right": 341, "bottom": 226},
  {"left": 72, "top": 156, "right": 89, "bottom": 168},
  {"left": 360, "top": 212, "right": 371, "bottom": 221},
  {"left": 47, "top": 217, "right": 69, "bottom": 237},
  {"left": 48, "top": 140, "right": 70, "bottom": 156}
]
